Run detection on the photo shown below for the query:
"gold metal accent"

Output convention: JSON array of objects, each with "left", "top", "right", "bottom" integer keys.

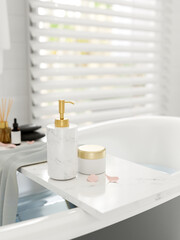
[
  {"left": 55, "top": 119, "right": 69, "bottom": 128},
  {"left": 0, "top": 121, "right": 5, "bottom": 129},
  {"left": 4, "top": 126, "right": 11, "bottom": 143},
  {"left": 0, "top": 128, "right": 5, "bottom": 142},
  {"left": 78, "top": 145, "right": 106, "bottom": 160},
  {"left": 55, "top": 100, "right": 75, "bottom": 128}
]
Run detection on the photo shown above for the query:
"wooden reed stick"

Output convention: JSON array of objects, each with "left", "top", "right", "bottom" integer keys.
[
  {"left": 1, "top": 99, "right": 3, "bottom": 121},
  {"left": 6, "top": 99, "right": 13, "bottom": 121},
  {"left": 0, "top": 106, "right": 2, "bottom": 121},
  {"left": 4, "top": 99, "right": 7, "bottom": 120},
  {"left": 0, "top": 98, "right": 13, "bottom": 122},
  {"left": 1, "top": 99, "right": 3, "bottom": 120},
  {"left": 2, "top": 98, "right": 7, "bottom": 121}
]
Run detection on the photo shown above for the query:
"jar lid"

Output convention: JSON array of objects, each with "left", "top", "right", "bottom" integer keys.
[{"left": 78, "top": 145, "right": 106, "bottom": 160}]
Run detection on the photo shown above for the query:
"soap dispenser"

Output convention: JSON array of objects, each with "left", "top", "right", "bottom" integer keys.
[{"left": 47, "top": 100, "right": 78, "bottom": 180}]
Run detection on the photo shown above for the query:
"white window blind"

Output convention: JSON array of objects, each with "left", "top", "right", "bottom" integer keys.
[{"left": 28, "top": 0, "right": 171, "bottom": 126}]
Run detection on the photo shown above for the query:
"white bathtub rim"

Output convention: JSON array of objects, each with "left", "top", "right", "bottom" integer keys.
[
  {"left": 1, "top": 183, "right": 180, "bottom": 240},
  {"left": 78, "top": 115, "right": 180, "bottom": 133}
]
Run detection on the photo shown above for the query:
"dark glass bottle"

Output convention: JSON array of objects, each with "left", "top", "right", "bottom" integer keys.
[{"left": 11, "top": 118, "right": 21, "bottom": 146}]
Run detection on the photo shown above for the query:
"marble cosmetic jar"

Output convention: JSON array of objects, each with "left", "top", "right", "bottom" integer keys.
[{"left": 78, "top": 145, "right": 106, "bottom": 175}]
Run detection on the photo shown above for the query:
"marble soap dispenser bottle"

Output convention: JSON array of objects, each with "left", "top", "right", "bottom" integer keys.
[{"left": 47, "top": 100, "right": 78, "bottom": 180}]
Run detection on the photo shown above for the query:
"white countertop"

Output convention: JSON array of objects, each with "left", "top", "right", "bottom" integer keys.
[{"left": 20, "top": 155, "right": 180, "bottom": 220}]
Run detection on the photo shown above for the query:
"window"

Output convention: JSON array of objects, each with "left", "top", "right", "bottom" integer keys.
[{"left": 28, "top": 0, "right": 171, "bottom": 126}]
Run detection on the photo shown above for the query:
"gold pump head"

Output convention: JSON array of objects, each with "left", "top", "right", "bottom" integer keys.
[{"left": 55, "top": 100, "right": 74, "bottom": 128}]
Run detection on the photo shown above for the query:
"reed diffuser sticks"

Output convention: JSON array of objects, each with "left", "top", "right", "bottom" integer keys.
[
  {"left": 6, "top": 99, "right": 13, "bottom": 122},
  {"left": 0, "top": 98, "right": 13, "bottom": 122},
  {"left": 0, "top": 98, "right": 13, "bottom": 143}
]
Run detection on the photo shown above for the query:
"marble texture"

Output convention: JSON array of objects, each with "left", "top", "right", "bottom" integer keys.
[
  {"left": 21, "top": 154, "right": 180, "bottom": 220},
  {"left": 47, "top": 124, "right": 78, "bottom": 180}
]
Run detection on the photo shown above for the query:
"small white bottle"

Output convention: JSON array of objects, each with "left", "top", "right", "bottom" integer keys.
[
  {"left": 11, "top": 118, "right": 21, "bottom": 146},
  {"left": 47, "top": 100, "right": 78, "bottom": 180}
]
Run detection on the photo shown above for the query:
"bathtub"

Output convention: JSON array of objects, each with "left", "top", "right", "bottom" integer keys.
[{"left": 1, "top": 116, "right": 180, "bottom": 240}]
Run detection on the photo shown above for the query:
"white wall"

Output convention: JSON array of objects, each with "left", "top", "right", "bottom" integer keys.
[
  {"left": 0, "top": 0, "right": 30, "bottom": 126},
  {"left": 167, "top": 0, "right": 180, "bottom": 116}
]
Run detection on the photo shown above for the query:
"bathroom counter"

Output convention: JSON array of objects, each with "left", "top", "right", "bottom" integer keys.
[{"left": 20, "top": 155, "right": 180, "bottom": 221}]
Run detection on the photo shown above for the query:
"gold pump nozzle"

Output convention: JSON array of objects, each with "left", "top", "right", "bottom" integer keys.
[{"left": 55, "top": 100, "right": 74, "bottom": 128}]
